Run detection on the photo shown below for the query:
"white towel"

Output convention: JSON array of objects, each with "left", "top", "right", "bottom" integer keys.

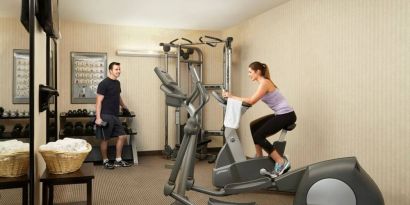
[{"left": 224, "top": 98, "right": 243, "bottom": 129}]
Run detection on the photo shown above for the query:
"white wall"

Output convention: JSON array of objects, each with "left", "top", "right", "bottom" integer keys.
[{"left": 223, "top": 0, "right": 410, "bottom": 204}]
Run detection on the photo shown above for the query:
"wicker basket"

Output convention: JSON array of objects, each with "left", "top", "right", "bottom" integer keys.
[
  {"left": 39, "top": 143, "right": 92, "bottom": 174},
  {"left": 0, "top": 151, "right": 29, "bottom": 177}
]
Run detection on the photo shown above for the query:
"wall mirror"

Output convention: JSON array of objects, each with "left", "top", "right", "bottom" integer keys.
[
  {"left": 46, "top": 37, "right": 58, "bottom": 142},
  {"left": 0, "top": 0, "right": 32, "bottom": 204}
]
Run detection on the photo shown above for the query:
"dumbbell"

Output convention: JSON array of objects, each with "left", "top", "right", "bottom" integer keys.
[
  {"left": 76, "top": 109, "right": 82, "bottom": 116},
  {"left": 0, "top": 107, "right": 4, "bottom": 116},
  {"left": 48, "top": 122, "right": 56, "bottom": 136},
  {"left": 22, "top": 124, "right": 30, "bottom": 138},
  {"left": 121, "top": 108, "right": 131, "bottom": 116},
  {"left": 88, "top": 110, "right": 95, "bottom": 116},
  {"left": 64, "top": 122, "right": 74, "bottom": 136},
  {"left": 95, "top": 120, "right": 108, "bottom": 138},
  {"left": 67, "top": 110, "right": 73, "bottom": 117},
  {"left": 11, "top": 123, "right": 23, "bottom": 138},
  {"left": 72, "top": 110, "right": 78, "bottom": 117},
  {"left": 82, "top": 109, "right": 88, "bottom": 116},
  {"left": 84, "top": 121, "right": 95, "bottom": 135},
  {"left": 0, "top": 124, "right": 5, "bottom": 137},
  {"left": 10, "top": 110, "right": 17, "bottom": 117},
  {"left": 121, "top": 122, "right": 132, "bottom": 134},
  {"left": 73, "top": 121, "right": 84, "bottom": 136},
  {"left": 76, "top": 109, "right": 83, "bottom": 116},
  {"left": 2, "top": 110, "right": 9, "bottom": 118},
  {"left": 122, "top": 122, "right": 128, "bottom": 130}
]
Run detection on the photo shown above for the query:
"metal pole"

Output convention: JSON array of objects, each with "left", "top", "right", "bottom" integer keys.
[
  {"left": 164, "top": 53, "right": 169, "bottom": 147},
  {"left": 176, "top": 45, "right": 181, "bottom": 144},
  {"left": 29, "top": 0, "right": 35, "bottom": 204}
]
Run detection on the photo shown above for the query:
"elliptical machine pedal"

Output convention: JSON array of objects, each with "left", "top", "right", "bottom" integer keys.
[
  {"left": 259, "top": 166, "right": 291, "bottom": 179},
  {"left": 259, "top": 155, "right": 291, "bottom": 179}
]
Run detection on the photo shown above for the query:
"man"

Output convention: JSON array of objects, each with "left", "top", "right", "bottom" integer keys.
[{"left": 95, "top": 62, "right": 131, "bottom": 169}]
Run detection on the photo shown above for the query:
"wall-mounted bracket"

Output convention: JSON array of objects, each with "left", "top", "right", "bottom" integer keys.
[{"left": 39, "top": 84, "right": 59, "bottom": 112}]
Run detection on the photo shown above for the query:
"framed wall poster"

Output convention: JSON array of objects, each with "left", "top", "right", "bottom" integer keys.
[
  {"left": 71, "top": 52, "right": 107, "bottom": 104},
  {"left": 13, "top": 49, "right": 30, "bottom": 104}
]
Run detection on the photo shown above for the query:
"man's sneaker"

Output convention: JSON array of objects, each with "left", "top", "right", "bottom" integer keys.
[
  {"left": 103, "top": 161, "right": 115, "bottom": 169},
  {"left": 114, "top": 160, "right": 132, "bottom": 167},
  {"left": 273, "top": 158, "right": 290, "bottom": 176}
]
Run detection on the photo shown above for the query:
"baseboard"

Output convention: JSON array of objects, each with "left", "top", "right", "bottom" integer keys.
[
  {"left": 137, "top": 147, "right": 221, "bottom": 156},
  {"left": 137, "top": 150, "right": 162, "bottom": 156}
]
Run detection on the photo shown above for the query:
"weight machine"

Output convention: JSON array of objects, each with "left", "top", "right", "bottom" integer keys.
[{"left": 159, "top": 36, "right": 233, "bottom": 162}]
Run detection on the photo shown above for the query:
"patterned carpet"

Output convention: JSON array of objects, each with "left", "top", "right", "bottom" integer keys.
[{"left": 0, "top": 155, "right": 294, "bottom": 205}]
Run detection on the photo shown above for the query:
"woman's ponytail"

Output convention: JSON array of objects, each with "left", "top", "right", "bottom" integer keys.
[{"left": 262, "top": 63, "right": 271, "bottom": 80}]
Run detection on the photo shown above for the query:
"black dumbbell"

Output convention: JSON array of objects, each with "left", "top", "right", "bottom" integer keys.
[
  {"left": 95, "top": 120, "right": 108, "bottom": 127},
  {"left": 72, "top": 110, "right": 78, "bottom": 117},
  {"left": 76, "top": 109, "right": 82, "bottom": 116},
  {"left": 76, "top": 109, "right": 83, "bottom": 116},
  {"left": 67, "top": 110, "right": 73, "bottom": 116},
  {"left": 0, "top": 107, "right": 4, "bottom": 116},
  {"left": 121, "top": 122, "right": 133, "bottom": 134},
  {"left": 64, "top": 122, "right": 74, "bottom": 136},
  {"left": 48, "top": 122, "right": 56, "bottom": 136},
  {"left": 82, "top": 109, "right": 88, "bottom": 116},
  {"left": 0, "top": 124, "right": 5, "bottom": 137},
  {"left": 85, "top": 121, "right": 94, "bottom": 135},
  {"left": 121, "top": 108, "right": 131, "bottom": 116},
  {"left": 11, "top": 123, "right": 23, "bottom": 138},
  {"left": 73, "top": 121, "right": 84, "bottom": 136},
  {"left": 22, "top": 124, "right": 30, "bottom": 138},
  {"left": 122, "top": 122, "right": 128, "bottom": 129}
]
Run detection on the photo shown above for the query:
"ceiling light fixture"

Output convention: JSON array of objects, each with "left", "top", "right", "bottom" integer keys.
[{"left": 116, "top": 49, "right": 176, "bottom": 57}]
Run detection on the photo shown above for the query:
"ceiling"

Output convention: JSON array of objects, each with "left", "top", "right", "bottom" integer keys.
[{"left": 0, "top": 0, "right": 288, "bottom": 30}]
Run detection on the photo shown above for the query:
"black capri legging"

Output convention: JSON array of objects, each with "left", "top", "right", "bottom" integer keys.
[{"left": 250, "top": 111, "right": 297, "bottom": 154}]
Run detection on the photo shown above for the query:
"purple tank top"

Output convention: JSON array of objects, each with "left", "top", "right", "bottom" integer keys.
[{"left": 261, "top": 89, "right": 294, "bottom": 115}]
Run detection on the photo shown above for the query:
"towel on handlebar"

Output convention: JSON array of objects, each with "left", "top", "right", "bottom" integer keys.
[{"left": 224, "top": 98, "right": 242, "bottom": 129}]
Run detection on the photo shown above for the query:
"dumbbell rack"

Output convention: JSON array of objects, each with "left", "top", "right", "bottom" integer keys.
[
  {"left": 0, "top": 115, "right": 30, "bottom": 140},
  {"left": 0, "top": 115, "right": 55, "bottom": 140},
  {"left": 59, "top": 112, "right": 138, "bottom": 164}
]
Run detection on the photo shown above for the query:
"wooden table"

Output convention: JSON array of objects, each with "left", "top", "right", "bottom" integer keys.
[
  {"left": 0, "top": 175, "right": 29, "bottom": 205},
  {"left": 40, "top": 163, "right": 94, "bottom": 205}
]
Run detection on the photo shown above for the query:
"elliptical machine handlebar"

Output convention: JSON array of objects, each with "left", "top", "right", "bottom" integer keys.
[
  {"left": 192, "top": 81, "right": 209, "bottom": 117},
  {"left": 211, "top": 91, "right": 252, "bottom": 108}
]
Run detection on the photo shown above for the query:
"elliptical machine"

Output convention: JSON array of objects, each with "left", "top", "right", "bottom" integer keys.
[{"left": 154, "top": 66, "right": 384, "bottom": 205}]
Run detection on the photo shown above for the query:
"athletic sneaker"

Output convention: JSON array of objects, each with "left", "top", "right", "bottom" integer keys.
[
  {"left": 103, "top": 161, "right": 115, "bottom": 169},
  {"left": 114, "top": 160, "right": 132, "bottom": 167},
  {"left": 273, "top": 158, "right": 290, "bottom": 176}
]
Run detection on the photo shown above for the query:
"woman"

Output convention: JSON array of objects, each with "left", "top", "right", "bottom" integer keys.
[{"left": 222, "top": 61, "right": 296, "bottom": 176}]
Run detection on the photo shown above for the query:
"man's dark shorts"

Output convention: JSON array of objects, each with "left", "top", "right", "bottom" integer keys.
[{"left": 95, "top": 114, "right": 126, "bottom": 140}]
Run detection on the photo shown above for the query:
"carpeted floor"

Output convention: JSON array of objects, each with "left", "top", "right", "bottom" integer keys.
[{"left": 0, "top": 155, "right": 294, "bottom": 205}]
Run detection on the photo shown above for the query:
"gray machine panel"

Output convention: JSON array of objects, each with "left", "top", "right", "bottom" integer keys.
[{"left": 307, "top": 178, "right": 356, "bottom": 205}]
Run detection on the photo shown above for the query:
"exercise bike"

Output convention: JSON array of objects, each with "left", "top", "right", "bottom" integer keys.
[{"left": 154, "top": 66, "right": 384, "bottom": 205}]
